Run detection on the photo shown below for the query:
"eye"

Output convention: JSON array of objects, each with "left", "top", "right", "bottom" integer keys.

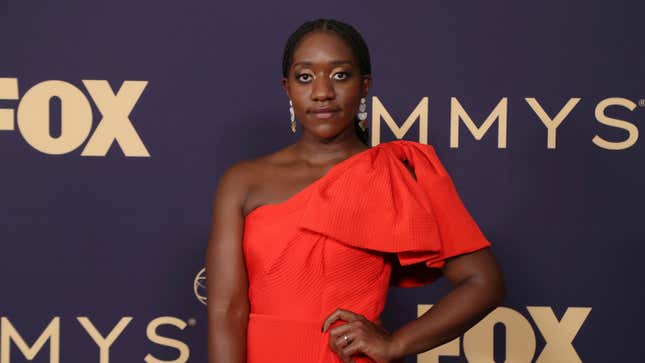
[
  {"left": 296, "top": 73, "right": 313, "bottom": 83},
  {"left": 332, "top": 72, "right": 349, "bottom": 80}
]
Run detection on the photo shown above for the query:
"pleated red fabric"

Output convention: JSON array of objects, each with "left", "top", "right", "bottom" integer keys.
[{"left": 242, "top": 140, "right": 490, "bottom": 363}]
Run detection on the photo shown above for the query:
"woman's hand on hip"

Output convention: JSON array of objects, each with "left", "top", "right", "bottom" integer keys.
[{"left": 322, "top": 308, "right": 402, "bottom": 363}]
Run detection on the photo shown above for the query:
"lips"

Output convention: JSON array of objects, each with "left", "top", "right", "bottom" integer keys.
[{"left": 309, "top": 107, "right": 340, "bottom": 119}]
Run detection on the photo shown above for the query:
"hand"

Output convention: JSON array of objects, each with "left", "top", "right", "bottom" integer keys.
[{"left": 321, "top": 308, "right": 400, "bottom": 363}]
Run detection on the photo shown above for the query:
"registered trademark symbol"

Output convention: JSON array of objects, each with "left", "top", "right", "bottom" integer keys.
[
  {"left": 187, "top": 318, "right": 197, "bottom": 327},
  {"left": 639, "top": 99, "right": 645, "bottom": 107}
]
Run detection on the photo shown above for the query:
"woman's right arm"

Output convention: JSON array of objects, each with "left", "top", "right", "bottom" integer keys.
[{"left": 205, "top": 162, "right": 250, "bottom": 363}]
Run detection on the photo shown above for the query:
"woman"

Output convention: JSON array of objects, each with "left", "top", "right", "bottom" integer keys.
[{"left": 206, "top": 18, "right": 505, "bottom": 363}]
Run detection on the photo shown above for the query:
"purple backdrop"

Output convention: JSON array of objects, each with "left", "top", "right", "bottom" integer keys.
[{"left": 1, "top": 0, "right": 643, "bottom": 362}]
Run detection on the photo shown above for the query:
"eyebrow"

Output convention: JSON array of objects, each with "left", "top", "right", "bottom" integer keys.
[{"left": 293, "top": 60, "right": 353, "bottom": 67}]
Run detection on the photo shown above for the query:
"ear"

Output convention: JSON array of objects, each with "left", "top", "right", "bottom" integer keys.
[
  {"left": 281, "top": 78, "right": 291, "bottom": 100},
  {"left": 360, "top": 75, "right": 372, "bottom": 98}
]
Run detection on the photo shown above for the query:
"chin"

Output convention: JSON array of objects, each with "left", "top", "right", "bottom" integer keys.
[{"left": 307, "top": 124, "right": 344, "bottom": 138}]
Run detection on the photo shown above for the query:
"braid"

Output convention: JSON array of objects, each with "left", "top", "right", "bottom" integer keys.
[{"left": 282, "top": 19, "right": 372, "bottom": 146}]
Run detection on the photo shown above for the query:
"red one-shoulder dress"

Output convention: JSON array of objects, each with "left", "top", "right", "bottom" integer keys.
[{"left": 242, "top": 140, "right": 491, "bottom": 362}]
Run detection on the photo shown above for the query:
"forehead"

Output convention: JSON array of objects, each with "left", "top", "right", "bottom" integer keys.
[{"left": 292, "top": 31, "right": 356, "bottom": 66}]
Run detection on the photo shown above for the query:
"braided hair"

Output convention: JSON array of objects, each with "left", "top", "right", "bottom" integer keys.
[{"left": 281, "top": 18, "right": 372, "bottom": 146}]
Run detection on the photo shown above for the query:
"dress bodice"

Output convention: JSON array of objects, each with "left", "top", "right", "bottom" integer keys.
[{"left": 242, "top": 140, "right": 491, "bottom": 363}]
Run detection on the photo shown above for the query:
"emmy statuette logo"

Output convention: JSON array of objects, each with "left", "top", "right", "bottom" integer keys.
[{"left": 194, "top": 267, "right": 207, "bottom": 306}]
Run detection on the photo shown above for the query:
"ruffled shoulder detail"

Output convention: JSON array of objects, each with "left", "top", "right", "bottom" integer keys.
[{"left": 297, "top": 140, "right": 491, "bottom": 287}]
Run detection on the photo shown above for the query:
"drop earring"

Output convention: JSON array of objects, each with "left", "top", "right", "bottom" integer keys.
[
  {"left": 357, "top": 97, "right": 367, "bottom": 131},
  {"left": 289, "top": 100, "right": 296, "bottom": 133}
]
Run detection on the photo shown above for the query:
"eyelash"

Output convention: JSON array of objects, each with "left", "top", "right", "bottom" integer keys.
[
  {"left": 333, "top": 72, "right": 349, "bottom": 80},
  {"left": 295, "top": 72, "right": 350, "bottom": 83},
  {"left": 296, "top": 74, "right": 313, "bottom": 82}
]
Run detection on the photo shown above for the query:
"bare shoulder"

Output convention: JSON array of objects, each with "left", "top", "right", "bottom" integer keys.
[
  {"left": 246, "top": 146, "right": 295, "bottom": 181},
  {"left": 215, "top": 147, "right": 294, "bottom": 211},
  {"left": 214, "top": 159, "right": 254, "bottom": 208},
  {"left": 218, "top": 158, "right": 255, "bottom": 188}
]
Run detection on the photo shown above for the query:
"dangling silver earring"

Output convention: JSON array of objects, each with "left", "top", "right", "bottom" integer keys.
[
  {"left": 289, "top": 100, "right": 296, "bottom": 133},
  {"left": 357, "top": 97, "right": 367, "bottom": 131}
]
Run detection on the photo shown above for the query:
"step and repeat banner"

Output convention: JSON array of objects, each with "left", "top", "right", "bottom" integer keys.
[{"left": 1, "top": 1, "right": 643, "bottom": 362}]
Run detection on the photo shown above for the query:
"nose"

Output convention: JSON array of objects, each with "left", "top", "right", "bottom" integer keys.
[{"left": 311, "top": 76, "right": 335, "bottom": 102}]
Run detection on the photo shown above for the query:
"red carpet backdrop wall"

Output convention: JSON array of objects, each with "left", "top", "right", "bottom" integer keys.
[{"left": 0, "top": 1, "right": 643, "bottom": 362}]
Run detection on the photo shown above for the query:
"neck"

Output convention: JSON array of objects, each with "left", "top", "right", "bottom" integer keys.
[{"left": 293, "top": 134, "right": 368, "bottom": 165}]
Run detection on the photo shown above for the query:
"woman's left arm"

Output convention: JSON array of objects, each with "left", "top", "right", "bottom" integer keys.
[
  {"left": 388, "top": 247, "right": 505, "bottom": 360},
  {"left": 322, "top": 247, "right": 505, "bottom": 363}
]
